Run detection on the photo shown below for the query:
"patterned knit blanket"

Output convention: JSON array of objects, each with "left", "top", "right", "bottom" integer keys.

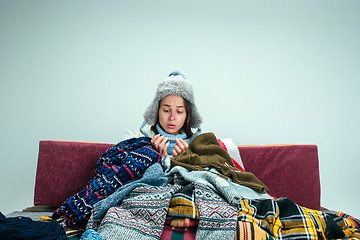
[
  {"left": 166, "top": 184, "right": 199, "bottom": 220},
  {"left": 86, "top": 176, "right": 238, "bottom": 240},
  {"left": 52, "top": 137, "right": 161, "bottom": 228},
  {"left": 84, "top": 175, "right": 360, "bottom": 240}
]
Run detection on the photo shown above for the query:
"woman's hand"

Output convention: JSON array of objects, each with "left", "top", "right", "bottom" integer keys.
[
  {"left": 151, "top": 135, "right": 189, "bottom": 157},
  {"left": 151, "top": 134, "right": 169, "bottom": 157},
  {"left": 172, "top": 138, "right": 189, "bottom": 156}
]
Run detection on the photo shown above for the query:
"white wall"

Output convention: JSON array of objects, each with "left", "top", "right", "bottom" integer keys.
[{"left": 1, "top": 0, "right": 359, "bottom": 219}]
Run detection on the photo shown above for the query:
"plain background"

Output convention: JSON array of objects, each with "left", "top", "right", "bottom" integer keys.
[{"left": 1, "top": 0, "right": 359, "bottom": 219}]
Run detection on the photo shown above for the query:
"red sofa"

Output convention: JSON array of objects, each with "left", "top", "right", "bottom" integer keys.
[{"left": 34, "top": 140, "right": 321, "bottom": 211}]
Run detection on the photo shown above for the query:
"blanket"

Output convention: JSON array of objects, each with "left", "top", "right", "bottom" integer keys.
[
  {"left": 86, "top": 177, "right": 359, "bottom": 239},
  {"left": 52, "top": 137, "right": 161, "bottom": 228},
  {"left": 87, "top": 184, "right": 177, "bottom": 240},
  {"left": 92, "top": 162, "right": 168, "bottom": 220},
  {"left": 53, "top": 133, "right": 359, "bottom": 239},
  {"left": 235, "top": 221, "right": 275, "bottom": 240},
  {"left": 86, "top": 176, "right": 238, "bottom": 240},
  {"left": 83, "top": 134, "right": 359, "bottom": 239},
  {"left": 237, "top": 197, "right": 359, "bottom": 239},
  {"left": 166, "top": 184, "right": 199, "bottom": 220},
  {"left": 164, "top": 157, "right": 272, "bottom": 204},
  {"left": 171, "top": 132, "right": 269, "bottom": 193}
]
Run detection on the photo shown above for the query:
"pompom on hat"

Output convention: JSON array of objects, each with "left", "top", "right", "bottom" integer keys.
[{"left": 142, "top": 70, "right": 202, "bottom": 129}]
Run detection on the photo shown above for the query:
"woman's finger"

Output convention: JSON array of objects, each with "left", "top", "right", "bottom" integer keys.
[
  {"left": 154, "top": 136, "right": 165, "bottom": 149},
  {"left": 175, "top": 139, "right": 185, "bottom": 152},
  {"left": 158, "top": 137, "right": 168, "bottom": 156},
  {"left": 161, "top": 140, "right": 169, "bottom": 157},
  {"left": 173, "top": 145, "right": 181, "bottom": 156},
  {"left": 159, "top": 137, "right": 167, "bottom": 149},
  {"left": 179, "top": 139, "right": 189, "bottom": 149},
  {"left": 151, "top": 134, "right": 160, "bottom": 144},
  {"left": 175, "top": 139, "right": 188, "bottom": 153},
  {"left": 151, "top": 135, "right": 161, "bottom": 148}
]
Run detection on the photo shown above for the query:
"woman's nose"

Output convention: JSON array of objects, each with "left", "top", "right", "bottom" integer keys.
[{"left": 169, "top": 111, "right": 175, "bottom": 120}]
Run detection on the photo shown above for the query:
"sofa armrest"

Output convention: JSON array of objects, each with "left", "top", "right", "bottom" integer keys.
[{"left": 238, "top": 144, "right": 321, "bottom": 210}]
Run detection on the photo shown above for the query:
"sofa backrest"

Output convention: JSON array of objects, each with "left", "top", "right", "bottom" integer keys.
[
  {"left": 34, "top": 140, "right": 114, "bottom": 206},
  {"left": 239, "top": 144, "right": 320, "bottom": 210},
  {"left": 34, "top": 141, "right": 320, "bottom": 210}
]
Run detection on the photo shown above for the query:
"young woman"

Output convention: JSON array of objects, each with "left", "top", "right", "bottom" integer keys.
[{"left": 140, "top": 70, "right": 202, "bottom": 157}]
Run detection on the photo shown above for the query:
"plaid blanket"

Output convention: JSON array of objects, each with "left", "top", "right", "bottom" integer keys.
[
  {"left": 237, "top": 197, "right": 359, "bottom": 239},
  {"left": 235, "top": 221, "right": 275, "bottom": 240},
  {"left": 52, "top": 137, "right": 161, "bottom": 228}
]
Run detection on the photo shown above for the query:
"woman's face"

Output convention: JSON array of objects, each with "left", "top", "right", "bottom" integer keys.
[{"left": 158, "top": 95, "right": 187, "bottom": 135}]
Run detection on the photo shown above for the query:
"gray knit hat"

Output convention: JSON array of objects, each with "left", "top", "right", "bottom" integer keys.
[{"left": 143, "top": 70, "right": 202, "bottom": 128}]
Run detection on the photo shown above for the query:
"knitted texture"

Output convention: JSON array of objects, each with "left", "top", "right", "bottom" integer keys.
[
  {"left": 92, "top": 162, "right": 168, "bottom": 220},
  {"left": 84, "top": 169, "right": 360, "bottom": 239},
  {"left": 80, "top": 229, "right": 103, "bottom": 240},
  {"left": 52, "top": 137, "right": 161, "bottom": 228},
  {"left": 171, "top": 132, "right": 269, "bottom": 193},
  {"left": 166, "top": 184, "right": 199, "bottom": 220},
  {"left": 156, "top": 123, "right": 187, "bottom": 155},
  {"left": 194, "top": 183, "right": 237, "bottom": 239},
  {"left": 87, "top": 185, "right": 178, "bottom": 240},
  {"left": 164, "top": 158, "right": 272, "bottom": 204},
  {"left": 86, "top": 177, "right": 239, "bottom": 240}
]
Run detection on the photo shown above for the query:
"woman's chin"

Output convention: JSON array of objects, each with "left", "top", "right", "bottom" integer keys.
[{"left": 165, "top": 129, "right": 180, "bottom": 135}]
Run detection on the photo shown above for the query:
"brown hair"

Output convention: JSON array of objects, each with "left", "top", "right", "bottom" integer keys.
[{"left": 150, "top": 98, "right": 193, "bottom": 138}]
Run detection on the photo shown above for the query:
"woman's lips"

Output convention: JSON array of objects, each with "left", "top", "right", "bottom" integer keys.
[{"left": 168, "top": 124, "right": 176, "bottom": 129}]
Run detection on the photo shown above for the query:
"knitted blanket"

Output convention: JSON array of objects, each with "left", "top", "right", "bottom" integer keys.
[
  {"left": 92, "top": 162, "right": 168, "bottom": 220},
  {"left": 86, "top": 186, "right": 359, "bottom": 240},
  {"left": 86, "top": 176, "right": 238, "bottom": 240},
  {"left": 81, "top": 135, "right": 360, "bottom": 239},
  {"left": 171, "top": 132, "right": 269, "bottom": 193},
  {"left": 166, "top": 184, "right": 199, "bottom": 220},
  {"left": 52, "top": 137, "right": 161, "bottom": 228}
]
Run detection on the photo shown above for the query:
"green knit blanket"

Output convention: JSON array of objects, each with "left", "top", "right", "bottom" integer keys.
[{"left": 171, "top": 132, "right": 269, "bottom": 193}]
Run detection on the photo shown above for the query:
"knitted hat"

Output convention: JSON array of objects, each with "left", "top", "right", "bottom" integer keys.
[{"left": 143, "top": 70, "right": 202, "bottom": 128}]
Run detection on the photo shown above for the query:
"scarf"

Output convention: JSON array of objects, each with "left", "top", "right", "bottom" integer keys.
[{"left": 156, "top": 123, "right": 187, "bottom": 155}]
